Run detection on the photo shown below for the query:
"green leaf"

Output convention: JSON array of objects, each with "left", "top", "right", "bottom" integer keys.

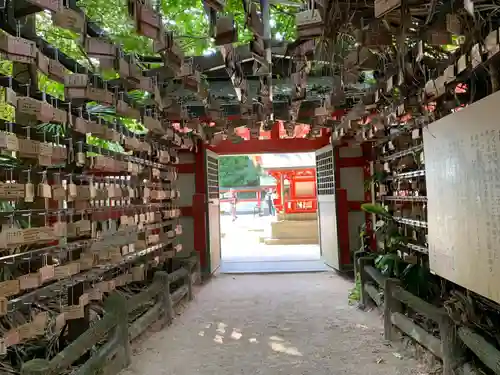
[
  {"left": 375, "top": 253, "right": 400, "bottom": 276},
  {"left": 361, "top": 203, "right": 392, "bottom": 218}
]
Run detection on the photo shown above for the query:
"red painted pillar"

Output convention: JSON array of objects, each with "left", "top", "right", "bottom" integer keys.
[
  {"left": 193, "top": 141, "right": 208, "bottom": 272},
  {"left": 289, "top": 174, "right": 296, "bottom": 213},
  {"left": 336, "top": 189, "right": 350, "bottom": 265},
  {"left": 271, "top": 121, "right": 280, "bottom": 140},
  {"left": 362, "top": 142, "right": 375, "bottom": 251},
  {"left": 282, "top": 173, "right": 289, "bottom": 214}
]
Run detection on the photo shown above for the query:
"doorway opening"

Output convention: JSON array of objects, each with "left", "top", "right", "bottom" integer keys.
[{"left": 218, "top": 153, "right": 327, "bottom": 273}]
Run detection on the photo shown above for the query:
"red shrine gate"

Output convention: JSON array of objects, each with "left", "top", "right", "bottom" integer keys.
[
  {"left": 267, "top": 168, "right": 317, "bottom": 215},
  {"left": 252, "top": 154, "right": 318, "bottom": 216},
  {"left": 175, "top": 121, "right": 371, "bottom": 275}
]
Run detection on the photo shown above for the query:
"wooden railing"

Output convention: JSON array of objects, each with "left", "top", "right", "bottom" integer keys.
[
  {"left": 357, "top": 256, "right": 485, "bottom": 375},
  {"left": 20, "top": 254, "right": 199, "bottom": 375}
]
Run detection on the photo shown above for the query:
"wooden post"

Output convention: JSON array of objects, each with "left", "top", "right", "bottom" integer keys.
[
  {"left": 358, "top": 256, "right": 373, "bottom": 309},
  {"left": 21, "top": 359, "right": 51, "bottom": 375},
  {"left": 353, "top": 250, "right": 367, "bottom": 279},
  {"left": 156, "top": 271, "right": 173, "bottom": 325},
  {"left": 179, "top": 256, "right": 196, "bottom": 300},
  {"left": 186, "top": 251, "right": 201, "bottom": 285},
  {"left": 105, "top": 293, "right": 130, "bottom": 368},
  {"left": 185, "top": 266, "right": 193, "bottom": 301},
  {"left": 440, "top": 315, "right": 465, "bottom": 375},
  {"left": 383, "top": 278, "right": 402, "bottom": 341}
]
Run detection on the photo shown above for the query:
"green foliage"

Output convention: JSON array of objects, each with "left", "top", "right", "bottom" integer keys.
[
  {"left": 358, "top": 202, "right": 438, "bottom": 302},
  {"left": 375, "top": 252, "right": 401, "bottom": 276},
  {"left": 80, "top": 0, "right": 153, "bottom": 53},
  {"left": 25, "top": 0, "right": 298, "bottom": 153},
  {"left": 76, "top": 0, "right": 297, "bottom": 56},
  {"left": 0, "top": 61, "right": 13, "bottom": 121},
  {"left": 360, "top": 204, "right": 408, "bottom": 253},
  {"left": 364, "top": 171, "right": 385, "bottom": 192},
  {"left": 374, "top": 253, "right": 438, "bottom": 301},
  {"left": 361, "top": 203, "right": 392, "bottom": 218},
  {"left": 219, "top": 156, "right": 262, "bottom": 187},
  {"left": 348, "top": 272, "right": 362, "bottom": 304}
]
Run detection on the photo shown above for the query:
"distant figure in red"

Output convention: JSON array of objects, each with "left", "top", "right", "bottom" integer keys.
[{"left": 230, "top": 188, "right": 238, "bottom": 221}]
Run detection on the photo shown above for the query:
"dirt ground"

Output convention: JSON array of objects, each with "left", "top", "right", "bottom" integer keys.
[{"left": 120, "top": 272, "right": 426, "bottom": 375}]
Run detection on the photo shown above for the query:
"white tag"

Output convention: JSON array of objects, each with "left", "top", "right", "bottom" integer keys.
[
  {"left": 24, "top": 183, "right": 34, "bottom": 202},
  {"left": 464, "top": 0, "right": 474, "bottom": 16},
  {"left": 69, "top": 183, "right": 77, "bottom": 198},
  {"left": 89, "top": 183, "right": 97, "bottom": 199},
  {"left": 76, "top": 152, "right": 86, "bottom": 166},
  {"left": 412, "top": 128, "right": 420, "bottom": 139}
]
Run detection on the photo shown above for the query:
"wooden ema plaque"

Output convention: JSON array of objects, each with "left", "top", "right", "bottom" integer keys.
[{"left": 424, "top": 90, "right": 500, "bottom": 304}]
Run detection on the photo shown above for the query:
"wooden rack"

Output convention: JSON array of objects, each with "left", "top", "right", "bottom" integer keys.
[
  {"left": 19, "top": 254, "right": 199, "bottom": 375},
  {"left": 0, "top": 1, "right": 199, "bottom": 373}
]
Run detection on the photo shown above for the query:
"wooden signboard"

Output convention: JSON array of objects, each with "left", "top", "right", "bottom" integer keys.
[{"left": 424, "top": 90, "right": 500, "bottom": 304}]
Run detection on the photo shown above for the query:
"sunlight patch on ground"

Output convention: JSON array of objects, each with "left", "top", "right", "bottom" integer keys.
[
  {"left": 216, "top": 322, "right": 227, "bottom": 334},
  {"left": 231, "top": 330, "right": 242, "bottom": 340},
  {"left": 269, "top": 341, "right": 303, "bottom": 356},
  {"left": 269, "top": 336, "right": 284, "bottom": 342},
  {"left": 198, "top": 322, "right": 303, "bottom": 357},
  {"left": 269, "top": 335, "right": 303, "bottom": 356},
  {"left": 214, "top": 334, "right": 224, "bottom": 344}
]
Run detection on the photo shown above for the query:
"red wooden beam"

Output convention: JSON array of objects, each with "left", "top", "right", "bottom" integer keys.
[
  {"left": 270, "top": 121, "right": 280, "bottom": 140},
  {"left": 336, "top": 189, "right": 350, "bottom": 266},
  {"left": 362, "top": 143, "right": 376, "bottom": 251},
  {"left": 347, "top": 201, "right": 364, "bottom": 211},
  {"left": 208, "top": 135, "right": 330, "bottom": 155},
  {"left": 180, "top": 206, "right": 194, "bottom": 216},
  {"left": 176, "top": 164, "right": 196, "bottom": 173},
  {"left": 195, "top": 144, "right": 206, "bottom": 195},
  {"left": 192, "top": 193, "right": 207, "bottom": 269},
  {"left": 334, "top": 147, "right": 341, "bottom": 187},
  {"left": 194, "top": 143, "right": 208, "bottom": 272},
  {"left": 337, "top": 156, "right": 366, "bottom": 168}
]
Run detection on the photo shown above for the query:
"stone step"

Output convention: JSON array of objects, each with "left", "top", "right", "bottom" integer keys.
[
  {"left": 277, "top": 212, "right": 317, "bottom": 221},
  {"left": 263, "top": 237, "right": 319, "bottom": 245},
  {"left": 271, "top": 220, "right": 318, "bottom": 240}
]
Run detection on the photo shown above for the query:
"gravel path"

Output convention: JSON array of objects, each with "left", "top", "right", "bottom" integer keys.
[{"left": 121, "top": 273, "right": 424, "bottom": 375}]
